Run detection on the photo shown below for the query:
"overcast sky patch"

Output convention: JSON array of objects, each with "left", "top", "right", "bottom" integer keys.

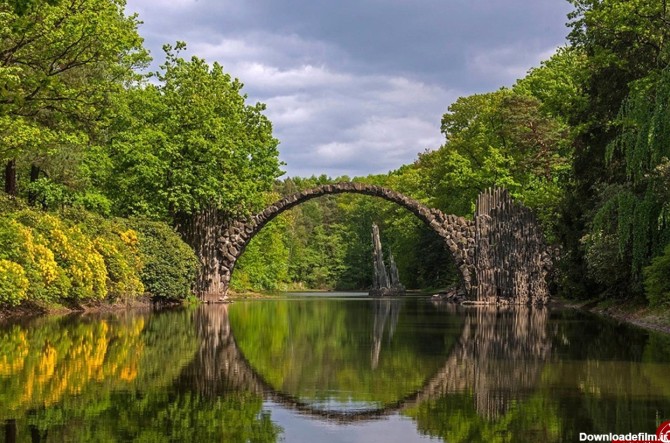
[{"left": 126, "top": 0, "right": 573, "bottom": 178}]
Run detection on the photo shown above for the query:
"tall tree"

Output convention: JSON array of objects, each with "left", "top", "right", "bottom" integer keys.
[
  {"left": 0, "top": 0, "right": 148, "bottom": 197},
  {"left": 107, "top": 44, "right": 283, "bottom": 298},
  {"left": 560, "top": 0, "right": 670, "bottom": 298}
]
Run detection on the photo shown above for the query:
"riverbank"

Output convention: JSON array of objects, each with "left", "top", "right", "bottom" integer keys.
[
  {"left": 558, "top": 297, "right": 670, "bottom": 335},
  {"left": 5, "top": 290, "right": 670, "bottom": 337},
  {"left": 0, "top": 295, "right": 169, "bottom": 322},
  {"left": 0, "top": 290, "right": 281, "bottom": 321}
]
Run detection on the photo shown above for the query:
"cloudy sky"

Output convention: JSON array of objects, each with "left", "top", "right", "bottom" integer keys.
[{"left": 124, "top": 0, "right": 574, "bottom": 178}]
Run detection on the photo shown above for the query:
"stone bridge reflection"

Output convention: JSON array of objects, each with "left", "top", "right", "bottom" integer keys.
[{"left": 176, "top": 301, "right": 552, "bottom": 424}]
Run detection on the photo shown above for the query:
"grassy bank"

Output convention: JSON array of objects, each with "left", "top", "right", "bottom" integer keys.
[{"left": 559, "top": 297, "right": 670, "bottom": 335}]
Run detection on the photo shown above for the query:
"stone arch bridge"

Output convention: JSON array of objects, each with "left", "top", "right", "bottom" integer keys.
[{"left": 212, "top": 183, "right": 551, "bottom": 304}]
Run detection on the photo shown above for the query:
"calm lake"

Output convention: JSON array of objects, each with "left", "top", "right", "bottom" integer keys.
[{"left": 1, "top": 292, "right": 670, "bottom": 442}]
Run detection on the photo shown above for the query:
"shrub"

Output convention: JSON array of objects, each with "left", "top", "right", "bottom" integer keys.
[
  {"left": 644, "top": 243, "right": 670, "bottom": 307},
  {"left": 0, "top": 204, "right": 195, "bottom": 304},
  {"left": 0, "top": 260, "right": 29, "bottom": 306},
  {"left": 130, "top": 219, "right": 198, "bottom": 300},
  {"left": 23, "top": 178, "right": 70, "bottom": 210},
  {"left": 60, "top": 209, "right": 144, "bottom": 300},
  {"left": 0, "top": 216, "right": 69, "bottom": 302},
  {"left": 15, "top": 211, "right": 108, "bottom": 300},
  {"left": 93, "top": 236, "right": 144, "bottom": 300}
]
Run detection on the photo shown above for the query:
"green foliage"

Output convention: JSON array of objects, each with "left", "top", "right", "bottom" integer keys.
[
  {"left": 515, "top": 46, "right": 589, "bottom": 120},
  {"left": 23, "top": 178, "right": 70, "bottom": 209},
  {"left": 587, "top": 69, "right": 670, "bottom": 297},
  {"left": 106, "top": 44, "right": 282, "bottom": 220},
  {"left": 231, "top": 215, "right": 290, "bottom": 291},
  {"left": 130, "top": 219, "right": 198, "bottom": 300},
  {"left": 556, "top": 0, "right": 670, "bottom": 299},
  {"left": 644, "top": 243, "right": 670, "bottom": 307},
  {"left": 0, "top": 0, "right": 149, "bottom": 196}
]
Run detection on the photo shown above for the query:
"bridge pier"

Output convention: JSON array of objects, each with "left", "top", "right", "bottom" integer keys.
[{"left": 471, "top": 188, "right": 550, "bottom": 305}]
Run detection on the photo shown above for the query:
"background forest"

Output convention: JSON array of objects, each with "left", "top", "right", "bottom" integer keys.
[{"left": 1, "top": 0, "right": 669, "bottom": 307}]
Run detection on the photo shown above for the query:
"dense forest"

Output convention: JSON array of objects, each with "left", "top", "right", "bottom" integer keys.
[{"left": 1, "top": 0, "right": 669, "bottom": 308}]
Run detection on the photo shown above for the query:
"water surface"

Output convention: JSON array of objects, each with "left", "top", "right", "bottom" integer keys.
[{"left": 1, "top": 293, "right": 669, "bottom": 442}]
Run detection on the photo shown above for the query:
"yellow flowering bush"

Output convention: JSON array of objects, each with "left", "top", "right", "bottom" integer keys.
[
  {"left": 0, "top": 204, "right": 193, "bottom": 304},
  {"left": 94, "top": 236, "right": 144, "bottom": 299},
  {"left": 0, "top": 259, "right": 29, "bottom": 305},
  {"left": 1, "top": 214, "right": 69, "bottom": 302},
  {"left": 119, "top": 229, "right": 139, "bottom": 247},
  {"left": 22, "top": 213, "right": 108, "bottom": 300},
  {"left": 14, "top": 222, "right": 70, "bottom": 300}
]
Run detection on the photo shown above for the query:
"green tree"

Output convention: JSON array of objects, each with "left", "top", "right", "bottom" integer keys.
[
  {"left": 585, "top": 69, "right": 670, "bottom": 298},
  {"left": 0, "top": 0, "right": 148, "bottom": 197},
  {"left": 558, "top": 0, "right": 670, "bottom": 298},
  {"left": 106, "top": 43, "right": 283, "bottom": 298}
]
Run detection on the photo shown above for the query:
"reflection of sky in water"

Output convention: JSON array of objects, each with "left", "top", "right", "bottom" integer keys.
[
  {"left": 302, "top": 397, "right": 381, "bottom": 412},
  {"left": 265, "top": 401, "right": 438, "bottom": 443}
]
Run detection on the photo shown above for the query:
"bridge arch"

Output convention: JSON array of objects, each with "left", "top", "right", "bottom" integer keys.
[{"left": 216, "top": 182, "right": 475, "bottom": 297}]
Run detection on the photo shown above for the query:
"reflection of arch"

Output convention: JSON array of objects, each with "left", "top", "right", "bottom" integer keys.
[
  {"left": 180, "top": 304, "right": 551, "bottom": 424},
  {"left": 217, "top": 183, "right": 475, "bottom": 297}
]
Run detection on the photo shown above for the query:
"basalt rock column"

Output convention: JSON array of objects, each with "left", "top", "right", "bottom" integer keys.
[
  {"left": 370, "top": 223, "right": 390, "bottom": 295},
  {"left": 369, "top": 223, "right": 406, "bottom": 296},
  {"left": 473, "top": 188, "right": 551, "bottom": 304}
]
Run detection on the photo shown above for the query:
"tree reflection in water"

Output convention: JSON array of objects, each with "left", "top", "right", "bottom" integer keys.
[
  {"left": 3, "top": 299, "right": 669, "bottom": 443},
  {"left": 416, "top": 304, "right": 551, "bottom": 419}
]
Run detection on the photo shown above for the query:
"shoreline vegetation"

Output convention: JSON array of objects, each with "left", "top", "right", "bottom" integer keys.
[
  {"left": 3, "top": 290, "right": 670, "bottom": 339},
  {"left": 558, "top": 298, "right": 670, "bottom": 336},
  {"left": 2, "top": 0, "right": 670, "bottom": 328}
]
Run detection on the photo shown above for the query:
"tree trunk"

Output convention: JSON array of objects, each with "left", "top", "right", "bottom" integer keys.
[
  {"left": 176, "top": 206, "right": 226, "bottom": 302},
  {"left": 28, "top": 164, "right": 40, "bottom": 205},
  {"left": 4, "top": 419, "right": 16, "bottom": 443},
  {"left": 4, "top": 159, "right": 17, "bottom": 196}
]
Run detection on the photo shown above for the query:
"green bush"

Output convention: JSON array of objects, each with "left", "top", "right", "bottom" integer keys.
[
  {"left": 130, "top": 219, "right": 198, "bottom": 300},
  {"left": 23, "top": 178, "right": 70, "bottom": 210},
  {"left": 0, "top": 259, "right": 29, "bottom": 305},
  {"left": 644, "top": 243, "right": 670, "bottom": 307}
]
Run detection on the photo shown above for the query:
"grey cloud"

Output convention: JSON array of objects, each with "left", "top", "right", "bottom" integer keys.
[{"left": 125, "top": 0, "right": 573, "bottom": 177}]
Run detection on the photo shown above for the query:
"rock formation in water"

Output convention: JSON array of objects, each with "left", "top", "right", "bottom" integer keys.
[{"left": 369, "top": 223, "right": 405, "bottom": 296}]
